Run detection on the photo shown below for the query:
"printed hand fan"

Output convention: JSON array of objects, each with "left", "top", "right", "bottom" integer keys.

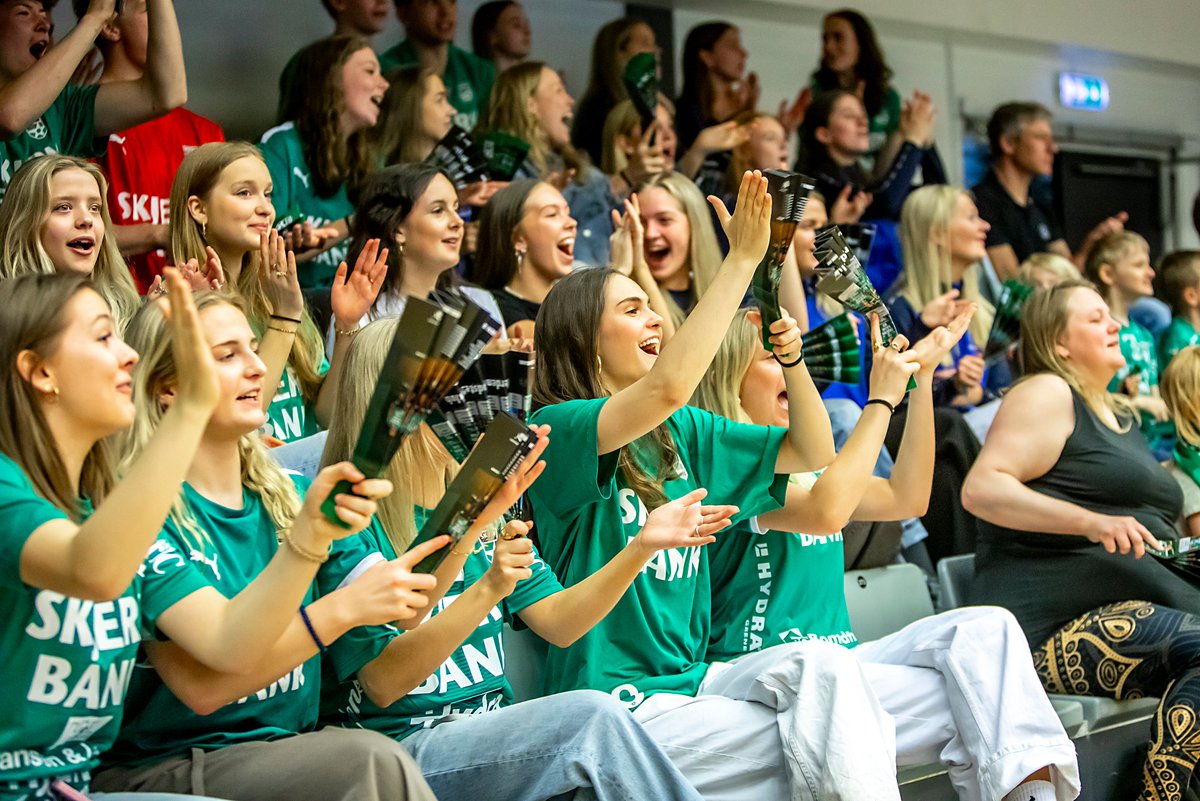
[
  {"left": 622, "top": 52, "right": 658, "bottom": 128},
  {"left": 430, "top": 350, "right": 535, "bottom": 463},
  {"left": 983, "top": 280, "right": 1033, "bottom": 362},
  {"left": 478, "top": 132, "right": 531, "bottom": 181},
  {"left": 426, "top": 125, "right": 488, "bottom": 188},
  {"left": 802, "top": 314, "right": 862, "bottom": 384},
  {"left": 813, "top": 225, "right": 899, "bottom": 345},
  {"left": 750, "top": 169, "right": 815, "bottom": 349}
]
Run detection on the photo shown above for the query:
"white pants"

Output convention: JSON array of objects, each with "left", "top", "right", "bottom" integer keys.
[
  {"left": 856, "top": 606, "right": 1080, "bottom": 801},
  {"left": 633, "top": 639, "right": 900, "bottom": 801}
]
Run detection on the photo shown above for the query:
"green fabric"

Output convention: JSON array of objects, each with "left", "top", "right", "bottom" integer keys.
[
  {"left": 0, "top": 85, "right": 103, "bottom": 201},
  {"left": 103, "top": 476, "right": 323, "bottom": 769},
  {"left": 1174, "top": 439, "right": 1200, "bottom": 491},
  {"left": 1109, "top": 320, "right": 1173, "bottom": 452},
  {"left": 378, "top": 41, "right": 495, "bottom": 132},
  {"left": 707, "top": 473, "right": 856, "bottom": 662},
  {"left": 258, "top": 122, "right": 352, "bottom": 291},
  {"left": 0, "top": 453, "right": 198, "bottom": 799},
  {"left": 1160, "top": 317, "right": 1200, "bottom": 367},
  {"left": 526, "top": 399, "right": 788, "bottom": 709},
  {"left": 319, "top": 507, "right": 561, "bottom": 741},
  {"left": 264, "top": 360, "right": 324, "bottom": 444}
]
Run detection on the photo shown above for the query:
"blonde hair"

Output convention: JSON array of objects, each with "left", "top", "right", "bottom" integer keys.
[
  {"left": 1161, "top": 345, "right": 1200, "bottom": 447},
  {"left": 481, "top": 61, "right": 585, "bottom": 180},
  {"left": 898, "top": 185, "right": 994, "bottom": 345},
  {"left": 1082, "top": 230, "right": 1150, "bottom": 303},
  {"left": 690, "top": 308, "right": 759, "bottom": 423},
  {"left": 1019, "top": 280, "right": 1134, "bottom": 424},
  {"left": 169, "top": 142, "right": 325, "bottom": 404},
  {"left": 0, "top": 155, "right": 140, "bottom": 330},
  {"left": 1018, "top": 252, "right": 1081, "bottom": 288},
  {"left": 322, "top": 318, "right": 457, "bottom": 552},
  {"left": 118, "top": 292, "right": 302, "bottom": 552},
  {"left": 600, "top": 99, "right": 641, "bottom": 176},
  {"left": 642, "top": 171, "right": 724, "bottom": 325}
]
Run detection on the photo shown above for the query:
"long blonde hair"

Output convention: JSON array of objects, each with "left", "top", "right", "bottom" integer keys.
[
  {"left": 1019, "top": 280, "right": 1133, "bottom": 425},
  {"left": 169, "top": 142, "right": 324, "bottom": 404},
  {"left": 691, "top": 308, "right": 758, "bottom": 423},
  {"left": 481, "top": 61, "right": 585, "bottom": 181},
  {"left": 643, "top": 171, "right": 724, "bottom": 325},
  {"left": 119, "top": 292, "right": 302, "bottom": 552},
  {"left": 600, "top": 99, "right": 641, "bottom": 176},
  {"left": 0, "top": 155, "right": 140, "bottom": 330},
  {"left": 1162, "top": 345, "right": 1200, "bottom": 447},
  {"left": 322, "top": 318, "right": 457, "bottom": 551},
  {"left": 898, "top": 185, "right": 994, "bottom": 345}
]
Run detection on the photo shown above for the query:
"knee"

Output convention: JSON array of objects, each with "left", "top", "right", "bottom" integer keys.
[
  {"left": 776, "top": 639, "right": 863, "bottom": 676},
  {"left": 320, "top": 727, "right": 420, "bottom": 777},
  {"left": 554, "top": 690, "right": 638, "bottom": 733}
]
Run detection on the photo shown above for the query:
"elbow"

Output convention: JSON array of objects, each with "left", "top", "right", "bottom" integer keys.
[
  {"left": 542, "top": 629, "right": 580, "bottom": 649},
  {"left": 907, "top": 495, "right": 931, "bottom": 519},
  {"left": 161, "top": 83, "right": 187, "bottom": 113},
  {"left": 70, "top": 567, "right": 135, "bottom": 603},
  {"left": 182, "top": 692, "right": 225, "bottom": 717},
  {"left": 361, "top": 674, "right": 404, "bottom": 709},
  {"left": 960, "top": 475, "right": 985, "bottom": 518}
]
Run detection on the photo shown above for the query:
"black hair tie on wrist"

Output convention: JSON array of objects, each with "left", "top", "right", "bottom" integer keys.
[
  {"left": 775, "top": 352, "right": 804, "bottom": 368},
  {"left": 864, "top": 398, "right": 896, "bottom": 414}
]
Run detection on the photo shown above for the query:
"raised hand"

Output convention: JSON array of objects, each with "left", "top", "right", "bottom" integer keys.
[
  {"left": 624, "top": 120, "right": 668, "bottom": 188},
  {"left": 632, "top": 488, "right": 737, "bottom": 553},
  {"left": 344, "top": 538, "right": 447, "bottom": 625},
  {"left": 919, "top": 288, "right": 962, "bottom": 329},
  {"left": 766, "top": 306, "right": 804, "bottom": 365},
  {"left": 459, "top": 181, "right": 506, "bottom": 208},
  {"left": 691, "top": 120, "right": 751, "bottom": 155},
  {"left": 900, "top": 90, "right": 936, "bottom": 147},
  {"left": 608, "top": 195, "right": 647, "bottom": 278},
  {"left": 866, "top": 313, "right": 921, "bottom": 403},
  {"left": 828, "top": 183, "right": 872, "bottom": 225},
  {"left": 777, "top": 87, "right": 812, "bottom": 136},
  {"left": 296, "top": 462, "right": 394, "bottom": 549},
  {"left": 907, "top": 304, "right": 976, "bottom": 376},
  {"left": 330, "top": 238, "right": 389, "bottom": 332},
  {"left": 284, "top": 221, "right": 340, "bottom": 256},
  {"left": 708, "top": 170, "right": 771, "bottom": 267},
  {"left": 259, "top": 230, "right": 304, "bottom": 320},
  {"left": 160, "top": 267, "right": 221, "bottom": 415},
  {"left": 480, "top": 521, "right": 536, "bottom": 598}
]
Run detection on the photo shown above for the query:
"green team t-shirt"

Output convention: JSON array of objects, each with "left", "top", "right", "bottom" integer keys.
[
  {"left": 378, "top": 41, "right": 495, "bottom": 132},
  {"left": 526, "top": 399, "right": 788, "bottom": 709},
  {"left": 707, "top": 473, "right": 856, "bottom": 662},
  {"left": 1109, "top": 319, "right": 1173, "bottom": 451},
  {"left": 0, "top": 454, "right": 200, "bottom": 801},
  {"left": 0, "top": 85, "right": 103, "bottom": 201},
  {"left": 1159, "top": 317, "right": 1200, "bottom": 367},
  {"left": 258, "top": 122, "right": 352, "bottom": 291},
  {"left": 103, "top": 476, "right": 324, "bottom": 769},
  {"left": 263, "top": 361, "right": 324, "bottom": 444},
  {"left": 319, "top": 508, "right": 561, "bottom": 740}
]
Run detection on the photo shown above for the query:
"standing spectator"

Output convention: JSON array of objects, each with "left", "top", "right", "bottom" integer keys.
[
  {"left": 810, "top": 9, "right": 901, "bottom": 172},
  {"left": 972, "top": 102, "right": 1127, "bottom": 280},
  {"left": 277, "top": 0, "right": 391, "bottom": 122},
  {"left": 0, "top": 0, "right": 187, "bottom": 199},
  {"left": 470, "top": 0, "right": 530, "bottom": 74},
  {"left": 380, "top": 0, "right": 494, "bottom": 131},
  {"left": 74, "top": 0, "right": 224, "bottom": 294},
  {"left": 571, "top": 17, "right": 657, "bottom": 166},
  {"left": 674, "top": 21, "right": 757, "bottom": 153}
]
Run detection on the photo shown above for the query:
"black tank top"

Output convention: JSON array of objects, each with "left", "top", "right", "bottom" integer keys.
[{"left": 972, "top": 387, "right": 1199, "bottom": 646}]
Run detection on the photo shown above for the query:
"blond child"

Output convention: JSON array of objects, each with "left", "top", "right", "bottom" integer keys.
[
  {"left": 1017, "top": 252, "right": 1081, "bottom": 291},
  {"left": 1157, "top": 250, "right": 1200, "bottom": 366},
  {"left": 1160, "top": 345, "right": 1200, "bottom": 539}
]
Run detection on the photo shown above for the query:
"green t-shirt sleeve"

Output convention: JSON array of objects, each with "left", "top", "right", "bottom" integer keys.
[
  {"left": 504, "top": 540, "right": 563, "bottom": 618},
  {"left": 672, "top": 406, "right": 789, "bottom": 524},
  {"left": 57, "top": 84, "right": 104, "bottom": 157},
  {"left": 0, "top": 458, "right": 67, "bottom": 585},
  {"left": 137, "top": 526, "right": 219, "bottom": 633},
  {"left": 527, "top": 399, "right": 620, "bottom": 519}
]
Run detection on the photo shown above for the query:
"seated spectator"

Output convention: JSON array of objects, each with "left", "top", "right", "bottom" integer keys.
[
  {"left": 277, "top": 0, "right": 391, "bottom": 122},
  {"left": 265, "top": 35, "right": 389, "bottom": 292},
  {"left": 572, "top": 17, "right": 658, "bottom": 166},
  {"left": 380, "top": 0, "right": 494, "bottom": 131},
  {"left": 73, "top": 0, "right": 224, "bottom": 294},
  {"left": 0, "top": 271, "right": 221, "bottom": 801},
  {"left": 1018, "top": 251, "right": 1081, "bottom": 291},
  {"left": 636, "top": 171, "right": 725, "bottom": 323},
  {"left": 810, "top": 9, "right": 901, "bottom": 173},
  {"left": 480, "top": 61, "right": 617, "bottom": 267},
  {"left": 169, "top": 142, "right": 380, "bottom": 443},
  {"left": 1157, "top": 250, "right": 1200, "bottom": 365},
  {"left": 887, "top": 185, "right": 999, "bottom": 406},
  {"left": 1083, "top": 230, "right": 1172, "bottom": 456},
  {"left": 0, "top": 0, "right": 186, "bottom": 199},
  {"left": 1162, "top": 345, "right": 1200, "bottom": 541},
  {"left": 972, "top": 102, "right": 1126, "bottom": 280},
  {"left": 371, "top": 65, "right": 454, "bottom": 166},
  {"left": 0, "top": 155, "right": 139, "bottom": 328},
  {"left": 692, "top": 307, "right": 1080, "bottom": 801},
  {"left": 963, "top": 279, "right": 1200, "bottom": 801},
  {"left": 316, "top": 317, "right": 714, "bottom": 801},
  {"left": 91, "top": 290, "right": 439, "bottom": 801},
  {"left": 673, "top": 22, "right": 757, "bottom": 153},
  {"left": 470, "top": 0, "right": 530, "bottom": 74}
]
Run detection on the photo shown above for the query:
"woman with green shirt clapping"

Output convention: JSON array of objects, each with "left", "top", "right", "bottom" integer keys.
[{"left": 528, "top": 170, "right": 905, "bottom": 800}]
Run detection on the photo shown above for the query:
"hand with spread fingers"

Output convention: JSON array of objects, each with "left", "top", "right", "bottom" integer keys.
[
  {"left": 632, "top": 488, "right": 737, "bottom": 555},
  {"left": 330, "top": 238, "right": 389, "bottom": 334},
  {"left": 866, "top": 313, "right": 922, "bottom": 406},
  {"left": 908, "top": 304, "right": 976, "bottom": 376},
  {"left": 709, "top": 170, "right": 772, "bottom": 268},
  {"left": 259, "top": 229, "right": 304, "bottom": 321}
]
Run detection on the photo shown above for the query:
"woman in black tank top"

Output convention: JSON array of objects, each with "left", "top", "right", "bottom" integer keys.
[{"left": 963, "top": 281, "right": 1200, "bottom": 801}]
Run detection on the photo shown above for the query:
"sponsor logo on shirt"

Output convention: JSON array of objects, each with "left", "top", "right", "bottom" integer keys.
[
  {"left": 293, "top": 167, "right": 310, "bottom": 189},
  {"left": 26, "top": 118, "right": 48, "bottom": 140},
  {"left": 117, "top": 192, "right": 170, "bottom": 225},
  {"left": 611, "top": 682, "right": 645, "bottom": 709}
]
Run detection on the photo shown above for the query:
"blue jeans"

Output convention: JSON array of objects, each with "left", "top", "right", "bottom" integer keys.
[{"left": 402, "top": 690, "right": 703, "bottom": 801}]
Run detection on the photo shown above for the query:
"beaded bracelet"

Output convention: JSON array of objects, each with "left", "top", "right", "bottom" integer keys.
[{"left": 281, "top": 529, "right": 330, "bottom": 564}]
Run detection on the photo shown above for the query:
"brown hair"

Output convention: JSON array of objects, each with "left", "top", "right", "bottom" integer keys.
[
  {"left": 372, "top": 65, "right": 440, "bottom": 166},
  {"left": 533, "top": 267, "right": 679, "bottom": 508},
  {"left": 1159, "top": 250, "right": 1200, "bottom": 316}
]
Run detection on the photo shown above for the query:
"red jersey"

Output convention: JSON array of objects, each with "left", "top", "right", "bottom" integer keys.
[{"left": 100, "top": 108, "right": 224, "bottom": 293}]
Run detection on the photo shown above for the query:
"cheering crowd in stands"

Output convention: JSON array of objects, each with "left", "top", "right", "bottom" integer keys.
[{"left": 1, "top": 1, "right": 1198, "bottom": 800}]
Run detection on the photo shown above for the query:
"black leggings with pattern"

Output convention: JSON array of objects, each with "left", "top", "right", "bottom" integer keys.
[{"left": 1035, "top": 601, "right": 1200, "bottom": 801}]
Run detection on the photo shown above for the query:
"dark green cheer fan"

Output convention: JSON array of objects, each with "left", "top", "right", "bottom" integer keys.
[
  {"left": 802, "top": 314, "right": 862, "bottom": 384},
  {"left": 622, "top": 52, "right": 658, "bottom": 128},
  {"left": 983, "top": 279, "right": 1033, "bottom": 362},
  {"left": 751, "top": 170, "right": 815, "bottom": 349}
]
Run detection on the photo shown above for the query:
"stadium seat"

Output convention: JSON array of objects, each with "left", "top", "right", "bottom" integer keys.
[
  {"left": 503, "top": 623, "right": 548, "bottom": 703},
  {"left": 936, "top": 553, "right": 975, "bottom": 610},
  {"left": 843, "top": 564, "right": 934, "bottom": 642}
]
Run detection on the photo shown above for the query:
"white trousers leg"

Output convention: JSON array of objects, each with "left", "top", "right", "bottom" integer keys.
[
  {"left": 635, "top": 640, "right": 900, "bottom": 801},
  {"left": 855, "top": 606, "right": 1082, "bottom": 801}
]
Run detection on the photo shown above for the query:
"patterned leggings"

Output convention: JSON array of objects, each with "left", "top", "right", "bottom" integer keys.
[{"left": 1035, "top": 601, "right": 1200, "bottom": 801}]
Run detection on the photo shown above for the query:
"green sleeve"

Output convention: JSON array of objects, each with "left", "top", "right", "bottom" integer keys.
[
  {"left": 57, "top": 84, "right": 104, "bottom": 158},
  {"left": 0, "top": 457, "right": 67, "bottom": 586},
  {"left": 527, "top": 398, "right": 620, "bottom": 519},
  {"left": 137, "top": 527, "right": 218, "bottom": 634},
  {"left": 503, "top": 540, "right": 563, "bottom": 618},
  {"left": 881, "top": 87, "right": 902, "bottom": 135},
  {"left": 670, "top": 406, "right": 789, "bottom": 524}
]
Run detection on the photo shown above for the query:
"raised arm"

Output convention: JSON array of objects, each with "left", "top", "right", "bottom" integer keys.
[
  {"left": 596, "top": 171, "right": 771, "bottom": 455},
  {"left": 92, "top": 0, "right": 187, "bottom": 136},
  {"left": 19, "top": 271, "right": 217, "bottom": 600},
  {"left": 255, "top": 231, "right": 304, "bottom": 408}
]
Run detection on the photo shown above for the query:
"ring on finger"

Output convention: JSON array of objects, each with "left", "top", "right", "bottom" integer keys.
[
  {"left": 500, "top": 527, "right": 520, "bottom": 541},
  {"left": 890, "top": 341, "right": 903, "bottom": 351}
]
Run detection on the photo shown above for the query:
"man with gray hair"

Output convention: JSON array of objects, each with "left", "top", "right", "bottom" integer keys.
[{"left": 972, "top": 101, "right": 1125, "bottom": 280}]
